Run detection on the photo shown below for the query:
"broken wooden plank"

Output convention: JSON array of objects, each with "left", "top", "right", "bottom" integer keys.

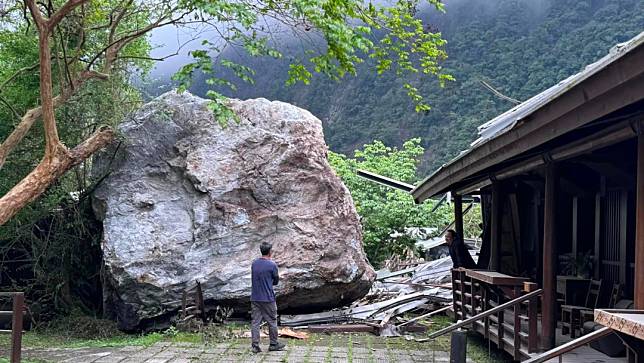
[{"left": 397, "top": 305, "right": 451, "bottom": 328}]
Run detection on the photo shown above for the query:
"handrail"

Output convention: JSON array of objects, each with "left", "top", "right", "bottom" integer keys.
[
  {"left": 523, "top": 326, "right": 612, "bottom": 363},
  {"left": 419, "top": 288, "right": 543, "bottom": 341}
]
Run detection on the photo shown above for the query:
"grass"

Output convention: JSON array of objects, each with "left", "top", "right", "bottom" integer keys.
[
  {"left": 425, "top": 315, "right": 512, "bottom": 363},
  {"left": 1, "top": 313, "right": 513, "bottom": 362},
  {"left": 0, "top": 328, "right": 203, "bottom": 350}
]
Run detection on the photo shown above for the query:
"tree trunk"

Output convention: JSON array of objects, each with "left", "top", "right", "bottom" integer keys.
[{"left": 0, "top": 127, "right": 113, "bottom": 225}]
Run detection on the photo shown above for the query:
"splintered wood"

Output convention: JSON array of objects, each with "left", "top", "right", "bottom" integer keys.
[
  {"left": 241, "top": 328, "right": 310, "bottom": 340},
  {"left": 280, "top": 256, "right": 457, "bottom": 336}
]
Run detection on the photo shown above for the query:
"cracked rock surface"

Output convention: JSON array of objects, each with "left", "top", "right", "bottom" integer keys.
[{"left": 92, "top": 92, "right": 375, "bottom": 330}]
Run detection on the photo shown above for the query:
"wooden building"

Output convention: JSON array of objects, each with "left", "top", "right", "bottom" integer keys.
[{"left": 411, "top": 31, "right": 644, "bottom": 360}]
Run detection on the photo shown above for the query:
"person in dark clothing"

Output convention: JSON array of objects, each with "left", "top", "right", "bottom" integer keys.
[
  {"left": 445, "top": 229, "right": 476, "bottom": 269},
  {"left": 250, "top": 242, "right": 285, "bottom": 353}
]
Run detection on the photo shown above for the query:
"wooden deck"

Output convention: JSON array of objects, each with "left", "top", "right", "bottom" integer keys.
[
  {"left": 452, "top": 269, "right": 630, "bottom": 362},
  {"left": 541, "top": 345, "right": 627, "bottom": 363}
]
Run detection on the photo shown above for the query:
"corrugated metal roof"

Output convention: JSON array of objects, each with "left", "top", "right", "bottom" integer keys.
[
  {"left": 412, "top": 31, "right": 644, "bottom": 199},
  {"left": 473, "top": 31, "right": 644, "bottom": 147}
]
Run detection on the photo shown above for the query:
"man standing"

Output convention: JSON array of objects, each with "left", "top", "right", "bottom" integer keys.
[
  {"left": 445, "top": 229, "right": 476, "bottom": 269},
  {"left": 250, "top": 242, "right": 285, "bottom": 353}
]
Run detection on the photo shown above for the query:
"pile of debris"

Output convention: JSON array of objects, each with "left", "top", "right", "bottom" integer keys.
[{"left": 280, "top": 255, "right": 456, "bottom": 337}]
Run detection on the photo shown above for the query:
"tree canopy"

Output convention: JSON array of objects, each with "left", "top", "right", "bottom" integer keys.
[
  {"left": 329, "top": 139, "right": 453, "bottom": 266},
  {"left": 0, "top": 0, "right": 452, "bottom": 226}
]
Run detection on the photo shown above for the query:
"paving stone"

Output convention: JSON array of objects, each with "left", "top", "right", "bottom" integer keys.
[
  {"left": 353, "top": 347, "right": 370, "bottom": 354},
  {"left": 261, "top": 356, "right": 285, "bottom": 363},
  {"left": 396, "top": 356, "right": 415, "bottom": 363},
  {"left": 130, "top": 353, "right": 156, "bottom": 359},
  {"left": 178, "top": 348, "right": 205, "bottom": 355},
  {"left": 96, "top": 355, "right": 128, "bottom": 362},
  {"left": 172, "top": 342, "right": 195, "bottom": 347},
  {"left": 153, "top": 352, "right": 178, "bottom": 358},
  {"left": 373, "top": 350, "right": 388, "bottom": 359},
  {"left": 307, "top": 349, "right": 328, "bottom": 356},
  {"left": 353, "top": 353, "right": 371, "bottom": 359},
  {"left": 143, "top": 358, "right": 171, "bottom": 363}
]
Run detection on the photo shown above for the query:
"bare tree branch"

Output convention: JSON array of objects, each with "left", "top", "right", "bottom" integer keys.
[
  {"left": 0, "top": 70, "right": 107, "bottom": 170},
  {"left": 0, "top": 63, "right": 40, "bottom": 92},
  {"left": 47, "top": 0, "right": 89, "bottom": 30},
  {"left": 479, "top": 79, "right": 522, "bottom": 105}
]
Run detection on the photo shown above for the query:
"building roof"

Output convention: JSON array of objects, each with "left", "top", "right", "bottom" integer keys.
[{"left": 411, "top": 31, "right": 644, "bottom": 203}]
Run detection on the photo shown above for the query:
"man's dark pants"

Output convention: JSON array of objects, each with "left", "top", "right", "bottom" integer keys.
[{"left": 251, "top": 301, "right": 278, "bottom": 348}]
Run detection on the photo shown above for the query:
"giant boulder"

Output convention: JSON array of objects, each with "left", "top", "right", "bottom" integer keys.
[{"left": 92, "top": 92, "right": 375, "bottom": 330}]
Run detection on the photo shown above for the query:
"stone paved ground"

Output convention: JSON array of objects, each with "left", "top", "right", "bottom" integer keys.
[{"left": 13, "top": 341, "right": 471, "bottom": 363}]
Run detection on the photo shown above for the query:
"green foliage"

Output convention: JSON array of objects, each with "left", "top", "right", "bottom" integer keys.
[
  {"left": 0, "top": 2, "right": 149, "bottom": 319},
  {"left": 172, "top": 0, "right": 451, "bottom": 113},
  {"left": 329, "top": 139, "right": 451, "bottom": 266},
  {"left": 186, "top": 0, "right": 644, "bottom": 173}
]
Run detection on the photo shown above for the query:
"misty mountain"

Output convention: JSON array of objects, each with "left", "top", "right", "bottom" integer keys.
[{"left": 140, "top": 0, "right": 644, "bottom": 173}]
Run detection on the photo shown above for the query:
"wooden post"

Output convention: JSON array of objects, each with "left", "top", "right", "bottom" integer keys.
[
  {"left": 572, "top": 196, "right": 578, "bottom": 258},
  {"left": 454, "top": 193, "right": 464, "bottom": 240},
  {"left": 542, "top": 163, "right": 557, "bottom": 349},
  {"left": 452, "top": 192, "right": 465, "bottom": 242},
  {"left": 524, "top": 282, "right": 539, "bottom": 353},
  {"left": 490, "top": 182, "right": 501, "bottom": 271},
  {"left": 11, "top": 293, "right": 23, "bottom": 363},
  {"left": 513, "top": 286, "right": 521, "bottom": 360},
  {"left": 619, "top": 190, "right": 628, "bottom": 285},
  {"left": 635, "top": 132, "right": 644, "bottom": 309},
  {"left": 594, "top": 192, "right": 601, "bottom": 280},
  {"left": 452, "top": 269, "right": 459, "bottom": 321}
]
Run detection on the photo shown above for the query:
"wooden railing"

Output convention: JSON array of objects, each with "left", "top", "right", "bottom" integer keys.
[
  {"left": 523, "top": 327, "right": 612, "bottom": 363},
  {"left": 1, "top": 292, "right": 24, "bottom": 363},
  {"left": 450, "top": 269, "right": 542, "bottom": 361}
]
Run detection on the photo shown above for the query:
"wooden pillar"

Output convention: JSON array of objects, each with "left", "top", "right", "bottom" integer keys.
[
  {"left": 572, "top": 196, "right": 578, "bottom": 258},
  {"left": 454, "top": 193, "right": 464, "bottom": 239},
  {"left": 635, "top": 132, "right": 644, "bottom": 309},
  {"left": 542, "top": 163, "right": 557, "bottom": 349},
  {"left": 594, "top": 192, "right": 601, "bottom": 280},
  {"left": 492, "top": 184, "right": 501, "bottom": 271}
]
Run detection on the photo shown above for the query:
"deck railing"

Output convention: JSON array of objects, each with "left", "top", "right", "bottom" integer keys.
[
  {"left": 523, "top": 326, "right": 613, "bottom": 363},
  {"left": 447, "top": 269, "right": 542, "bottom": 360},
  {"left": 0, "top": 292, "right": 24, "bottom": 363}
]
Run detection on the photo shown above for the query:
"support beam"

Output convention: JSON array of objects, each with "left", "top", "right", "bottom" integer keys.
[
  {"left": 490, "top": 182, "right": 501, "bottom": 271},
  {"left": 425, "top": 117, "right": 639, "bottom": 202},
  {"left": 635, "top": 132, "right": 644, "bottom": 309},
  {"left": 454, "top": 193, "right": 464, "bottom": 239},
  {"left": 542, "top": 163, "right": 557, "bottom": 349},
  {"left": 594, "top": 192, "right": 601, "bottom": 280},
  {"left": 572, "top": 196, "right": 578, "bottom": 258}
]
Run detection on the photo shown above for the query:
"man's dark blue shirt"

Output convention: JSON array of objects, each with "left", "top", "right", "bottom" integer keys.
[{"left": 251, "top": 257, "right": 279, "bottom": 302}]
